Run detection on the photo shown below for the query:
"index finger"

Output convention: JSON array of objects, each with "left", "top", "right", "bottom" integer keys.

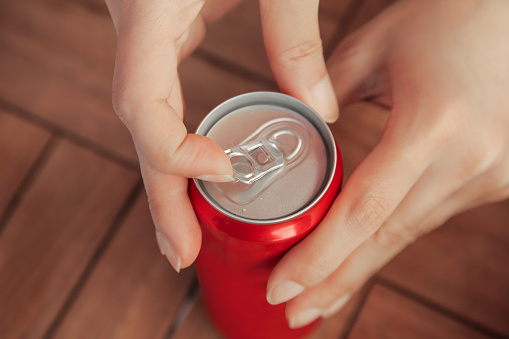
[
  {"left": 267, "top": 135, "right": 428, "bottom": 304},
  {"left": 259, "top": 0, "right": 339, "bottom": 123}
]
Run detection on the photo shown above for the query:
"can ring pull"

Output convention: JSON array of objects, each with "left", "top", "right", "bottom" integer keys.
[
  {"left": 218, "top": 118, "right": 310, "bottom": 204},
  {"left": 225, "top": 139, "right": 284, "bottom": 185},
  {"left": 224, "top": 118, "right": 308, "bottom": 186}
]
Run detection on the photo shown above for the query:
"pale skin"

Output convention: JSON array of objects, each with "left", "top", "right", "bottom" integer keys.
[{"left": 106, "top": 0, "right": 509, "bottom": 330}]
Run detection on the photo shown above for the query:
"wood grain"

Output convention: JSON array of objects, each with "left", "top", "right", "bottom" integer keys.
[
  {"left": 0, "top": 0, "right": 136, "bottom": 162},
  {"left": 349, "top": 284, "right": 490, "bottom": 339},
  {"left": 0, "top": 110, "right": 51, "bottom": 217},
  {"left": 0, "top": 140, "right": 138, "bottom": 338},
  {"left": 180, "top": 55, "right": 278, "bottom": 133},
  {"left": 0, "top": 0, "right": 508, "bottom": 337},
  {"left": 173, "top": 292, "right": 224, "bottom": 339},
  {"left": 52, "top": 192, "right": 195, "bottom": 339},
  {"left": 379, "top": 202, "right": 509, "bottom": 336}
]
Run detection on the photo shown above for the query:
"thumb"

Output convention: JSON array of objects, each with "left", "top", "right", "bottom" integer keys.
[
  {"left": 259, "top": 0, "right": 339, "bottom": 123},
  {"left": 110, "top": 0, "right": 233, "bottom": 181}
]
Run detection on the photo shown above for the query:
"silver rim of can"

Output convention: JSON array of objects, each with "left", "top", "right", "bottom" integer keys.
[{"left": 193, "top": 92, "right": 337, "bottom": 224}]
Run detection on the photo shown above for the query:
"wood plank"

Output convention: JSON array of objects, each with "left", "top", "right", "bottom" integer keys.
[
  {"left": 0, "top": 110, "right": 51, "bottom": 217},
  {"left": 308, "top": 290, "right": 364, "bottom": 339},
  {"left": 349, "top": 284, "right": 490, "bottom": 339},
  {"left": 70, "top": 0, "right": 110, "bottom": 16},
  {"left": 172, "top": 292, "right": 223, "bottom": 339},
  {"left": 329, "top": 101, "right": 389, "bottom": 180},
  {"left": 320, "top": 0, "right": 353, "bottom": 18},
  {"left": 52, "top": 192, "right": 195, "bottom": 339},
  {"left": 180, "top": 56, "right": 278, "bottom": 133},
  {"left": 0, "top": 139, "right": 139, "bottom": 338},
  {"left": 200, "top": 0, "right": 341, "bottom": 80},
  {"left": 0, "top": 0, "right": 136, "bottom": 162},
  {"left": 0, "top": 0, "right": 287, "bottom": 164},
  {"left": 379, "top": 202, "right": 509, "bottom": 336}
]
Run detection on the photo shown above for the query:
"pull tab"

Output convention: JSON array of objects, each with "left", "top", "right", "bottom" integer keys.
[
  {"left": 225, "top": 139, "right": 284, "bottom": 184},
  {"left": 218, "top": 118, "right": 310, "bottom": 204}
]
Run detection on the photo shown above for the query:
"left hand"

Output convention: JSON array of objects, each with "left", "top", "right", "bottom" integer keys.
[
  {"left": 105, "top": 0, "right": 339, "bottom": 273},
  {"left": 266, "top": 0, "right": 509, "bottom": 329}
]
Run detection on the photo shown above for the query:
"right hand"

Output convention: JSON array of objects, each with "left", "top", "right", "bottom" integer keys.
[{"left": 105, "top": 0, "right": 339, "bottom": 272}]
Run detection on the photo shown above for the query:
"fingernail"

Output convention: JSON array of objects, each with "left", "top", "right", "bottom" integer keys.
[
  {"left": 310, "top": 74, "right": 339, "bottom": 123},
  {"left": 195, "top": 174, "right": 235, "bottom": 182},
  {"left": 267, "top": 281, "right": 305, "bottom": 305},
  {"left": 155, "top": 231, "right": 181, "bottom": 273},
  {"left": 323, "top": 294, "right": 351, "bottom": 318},
  {"left": 289, "top": 308, "right": 323, "bottom": 329}
]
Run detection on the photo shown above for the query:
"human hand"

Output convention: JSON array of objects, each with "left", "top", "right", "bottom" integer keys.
[
  {"left": 105, "top": 0, "right": 339, "bottom": 272},
  {"left": 266, "top": 0, "right": 509, "bottom": 328}
]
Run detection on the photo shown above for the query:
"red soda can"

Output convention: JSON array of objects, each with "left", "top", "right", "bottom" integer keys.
[{"left": 189, "top": 92, "right": 343, "bottom": 338}]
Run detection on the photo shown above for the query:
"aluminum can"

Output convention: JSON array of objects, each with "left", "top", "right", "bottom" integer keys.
[{"left": 189, "top": 92, "right": 343, "bottom": 339}]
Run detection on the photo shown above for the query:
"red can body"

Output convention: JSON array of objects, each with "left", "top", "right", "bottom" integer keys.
[{"left": 189, "top": 92, "right": 343, "bottom": 339}]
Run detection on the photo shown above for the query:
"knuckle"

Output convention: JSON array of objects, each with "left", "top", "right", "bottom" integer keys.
[
  {"left": 374, "top": 226, "right": 415, "bottom": 251},
  {"left": 419, "top": 214, "right": 449, "bottom": 236},
  {"left": 412, "top": 102, "right": 467, "bottom": 151},
  {"left": 478, "top": 167, "right": 509, "bottom": 199},
  {"left": 278, "top": 39, "right": 324, "bottom": 65},
  {"left": 146, "top": 194, "right": 164, "bottom": 230},
  {"left": 457, "top": 132, "right": 506, "bottom": 181},
  {"left": 422, "top": 106, "right": 507, "bottom": 180},
  {"left": 347, "top": 190, "right": 389, "bottom": 236},
  {"left": 111, "top": 86, "right": 138, "bottom": 128},
  {"left": 150, "top": 135, "right": 181, "bottom": 172},
  {"left": 457, "top": 146, "right": 490, "bottom": 181},
  {"left": 428, "top": 108, "right": 465, "bottom": 146}
]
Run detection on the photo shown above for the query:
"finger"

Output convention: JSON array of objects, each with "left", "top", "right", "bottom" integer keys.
[
  {"left": 266, "top": 135, "right": 428, "bottom": 305},
  {"left": 393, "top": 128, "right": 509, "bottom": 230},
  {"left": 141, "top": 158, "right": 202, "bottom": 272},
  {"left": 284, "top": 166, "right": 471, "bottom": 329},
  {"left": 428, "top": 168, "right": 509, "bottom": 220},
  {"left": 284, "top": 220, "right": 414, "bottom": 329},
  {"left": 259, "top": 0, "right": 339, "bottom": 122},
  {"left": 326, "top": 16, "right": 389, "bottom": 108},
  {"left": 282, "top": 139, "right": 508, "bottom": 326},
  {"left": 447, "top": 152, "right": 509, "bottom": 210},
  {"left": 200, "top": 0, "right": 243, "bottom": 25},
  {"left": 111, "top": 0, "right": 233, "bottom": 180}
]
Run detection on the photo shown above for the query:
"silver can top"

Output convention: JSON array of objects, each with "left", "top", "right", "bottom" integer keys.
[{"left": 194, "top": 92, "right": 336, "bottom": 223}]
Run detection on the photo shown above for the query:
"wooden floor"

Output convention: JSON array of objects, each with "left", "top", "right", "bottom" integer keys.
[{"left": 0, "top": 0, "right": 508, "bottom": 338}]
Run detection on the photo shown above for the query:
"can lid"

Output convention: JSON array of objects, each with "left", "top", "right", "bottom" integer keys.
[
  {"left": 222, "top": 116, "right": 310, "bottom": 204},
  {"left": 194, "top": 92, "right": 336, "bottom": 223}
]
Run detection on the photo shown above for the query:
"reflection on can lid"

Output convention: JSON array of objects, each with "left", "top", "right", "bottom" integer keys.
[{"left": 194, "top": 92, "right": 336, "bottom": 223}]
